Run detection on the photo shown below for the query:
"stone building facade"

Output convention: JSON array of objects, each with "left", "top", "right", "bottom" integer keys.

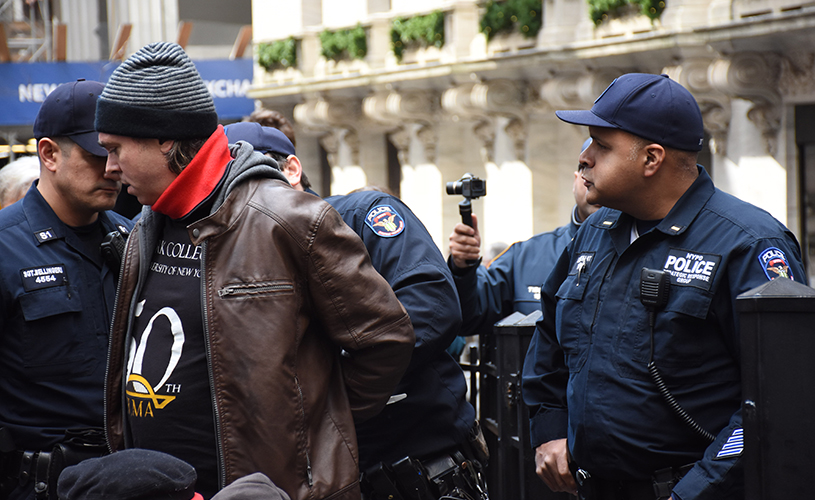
[{"left": 253, "top": 0, "right": 814, "bottom": 280}]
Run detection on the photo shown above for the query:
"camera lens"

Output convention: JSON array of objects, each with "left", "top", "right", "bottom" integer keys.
[{"left": 446, "top": 181, "right": 462, "bottom": 195}]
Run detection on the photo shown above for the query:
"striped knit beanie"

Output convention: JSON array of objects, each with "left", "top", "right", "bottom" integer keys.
[{"left": 95, "top": 41, "right": 218, "bottom": 140}]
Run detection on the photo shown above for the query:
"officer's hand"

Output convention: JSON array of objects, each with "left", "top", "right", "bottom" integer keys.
[
  {"left": 534, "top": 439, "right": 578, "bottom": 495},
  {"left": 449, "top": 214, "right": 482, "bottom": 269}
]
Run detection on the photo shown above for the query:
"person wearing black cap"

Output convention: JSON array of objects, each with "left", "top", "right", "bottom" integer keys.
[
  {"left": 521, "top": 73, "right": 806, "bottom": 500},
  {"left": 447, "top": 139, "right": 601, "bottom": 340},
  {"left": 58, "top": 449, "right": 203, "bottom": 500},
  {"left": 96, "top": 42, "right": 414, "bottom": 500},
  {"left": 242, "top": 109, "right": 317, "bottom": 195},
  {"left": 225, "top": 122, "right": 489, "bottom": 500},
  {"left": 0, "top": 79, "right": 134, "bottom": 500},
  {"left": 223, "top": 121, "right": 315, "bottom": 195},
  {"left": 58, "top": 449, "right": 292, "bottom": 500}
]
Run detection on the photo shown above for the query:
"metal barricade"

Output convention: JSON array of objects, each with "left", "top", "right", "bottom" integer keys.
[{"left": 460, "top": 310, "right": 572, "bottom": 500}]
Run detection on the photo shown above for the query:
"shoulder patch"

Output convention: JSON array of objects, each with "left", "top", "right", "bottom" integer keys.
[
  {"left": 758, "top": 247, "right": 794, "bottom": 281},
  {"left": 365, "top": 205, "right": 405, "bottom": 238},
  {"left": 714, "top": 428, "right": 743, "bottom": 460}
]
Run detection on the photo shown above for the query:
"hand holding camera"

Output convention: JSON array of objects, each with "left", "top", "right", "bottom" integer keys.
[{"left": 446, "top": 174, "right": 486, "bottom": 268}]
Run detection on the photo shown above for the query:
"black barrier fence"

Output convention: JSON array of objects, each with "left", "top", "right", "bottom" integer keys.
[
  {"left": 737, "top": 276, "right": 815, "bottom": 500},
  {"left": 459, "top": 310, "right": 573, "bottom": 500}
]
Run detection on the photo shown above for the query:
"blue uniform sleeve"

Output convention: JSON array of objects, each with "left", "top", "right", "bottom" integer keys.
[
  {"left": 673, "top": 233, "right": 806, "bottom": 500},
  {"left": 521, "top": 245, "right": 572, "bottom": 449},
  {"left": 450, "top": 244, "right": 519, "bottom": 337},
  {"left": 389, "top": 259, "right": 462, "bottom": 373},
  {"left": 338, "top": 194, "right": 462, "bottom": 375}
]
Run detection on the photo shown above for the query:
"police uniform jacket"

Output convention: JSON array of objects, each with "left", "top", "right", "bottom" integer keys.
[
  {"left": 0, "top": 183, "right": 133, "bottom": 450},
  {"left": 327, "top": 191, "right": 475, "bottom": 471},
  {"left": 451, "top": 213, "right": 579, "bottom": 337},
  {"left": 105, "top": 140, "right": 415, "bottom": 500},
  {"left": 522, "top": 167, "right": 806, "bottom": 500}
]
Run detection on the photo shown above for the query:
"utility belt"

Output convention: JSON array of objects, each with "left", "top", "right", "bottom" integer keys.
[
  {"left": 570, "top": 462, "right": 694, "bottom": 500},
  {"left": 0, "top": 428, "right": 108, "bottom": 500},
  {"left": 361, "top": 421, "right": 490, "bottom": 500}
]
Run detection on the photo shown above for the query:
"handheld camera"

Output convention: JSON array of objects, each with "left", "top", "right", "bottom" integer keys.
[{"left": 445, "top": 173, "right": 486, "bottom": 227}]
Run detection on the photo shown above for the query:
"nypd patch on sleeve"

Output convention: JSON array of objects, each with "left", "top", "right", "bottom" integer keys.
[
  {"left": 758, "top": 247, "right": 794, "bottom": 281},
  {"left": 714, "top": 427, "right": 743, "bottom": 459},
  {"left": 365, "top": 205, "right": 405, "bottom": 238}
]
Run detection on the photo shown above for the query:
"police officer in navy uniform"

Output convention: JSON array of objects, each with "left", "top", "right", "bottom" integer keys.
[
  {"left": 521, "top": 73, "right": 806, "bottom": 500},
  {"left": 224, "top": 122, "right": 486, "bottom": 500},
  {"left": 448, "top": 139, "right": 601, "bottom": 337},
  {"left": 0, "top": 80, "right": 134, "bottom": 500}
]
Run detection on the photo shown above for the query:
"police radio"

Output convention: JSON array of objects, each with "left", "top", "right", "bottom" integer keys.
[
  {"left": 639, "top": 268, "right": 715, "bottom": 442},
  {"left": 640, "top": 268, "right": 670, "bottom": 311},
  {"left": 101, "top": 231, "right": 127, "bottom": 277}
]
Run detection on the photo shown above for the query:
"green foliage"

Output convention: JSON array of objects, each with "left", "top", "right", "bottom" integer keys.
[
  {"left": 587, "top": 0, "right": 665, "bottom": 24},
  {"left": 257, "top": 37, "right": 297, "bottom": 71},
  {"left": 320, "top": 24, "right": 368, "bottom": 61},
  {"left": 480, "top": 0, "right": 542, "bottom": 41},
  {"left": 390, "top": 11, "right": 445, "bottom": 61}
]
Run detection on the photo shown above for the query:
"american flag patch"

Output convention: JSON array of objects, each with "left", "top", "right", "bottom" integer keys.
[{"left": 715, "top": 428, "right": 743, "bottom": 459}]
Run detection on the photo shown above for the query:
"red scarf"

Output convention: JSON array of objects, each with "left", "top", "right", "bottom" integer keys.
[{"left": 152, "top": 125, "right": 232, "bottom": 219}]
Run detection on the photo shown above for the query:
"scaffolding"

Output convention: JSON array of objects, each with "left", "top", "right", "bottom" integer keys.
[{"left": 0, "top": 0, "right": 51, "bottom": 62}]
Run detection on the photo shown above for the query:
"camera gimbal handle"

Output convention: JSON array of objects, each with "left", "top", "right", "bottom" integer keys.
[{"left": 459, "top": 199, "right": 473, "bottom": 228}]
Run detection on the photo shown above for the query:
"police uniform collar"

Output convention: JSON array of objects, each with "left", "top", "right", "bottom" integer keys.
[
  {"left": 588, "top": 166, "right": 714, "bottom": 237},
  {"left": 571, "top": 205, "right": 583, "bottom": 227},
  {"left": 652, "top": 165, "right": 715, "bottom": 236},
  {"left": 22, "top": 180, "right": 121, "bottom": 246},
  {"left": 589, "top": 208, "right": 622, "bottom": 230},
  {"left": 22, "top": 181, "right": 68, "bottom": 244}
]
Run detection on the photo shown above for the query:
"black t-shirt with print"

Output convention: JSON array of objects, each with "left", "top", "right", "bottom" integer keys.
[{"left": 126, "top": 216, "right": 218, "bottom": 498}]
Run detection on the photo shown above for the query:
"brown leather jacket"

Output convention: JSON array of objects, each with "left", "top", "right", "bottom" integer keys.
[{"left": 105, "top": 143, "right": 415, "bottom": 500}]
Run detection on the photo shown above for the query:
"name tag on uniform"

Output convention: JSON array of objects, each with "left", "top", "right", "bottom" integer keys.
[
  {"left": 662, "top": 249, "right": 721, "bottom": 291},
  {"left": 570, "top": 252, "right": 594, "bottom": 275},
  {"left": 20, "top": 264, "right": 67, "bottom": 292}
]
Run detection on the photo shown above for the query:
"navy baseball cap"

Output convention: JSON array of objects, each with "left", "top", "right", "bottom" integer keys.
[
  {"left": 556, "top": 73, "right": 704, "bottom": 152},
  {"left": 33, "top": 79, "right": 108, "bottom": 157},
  {"left": 225, "top": 121, "right": 295, "bottom": 157}
]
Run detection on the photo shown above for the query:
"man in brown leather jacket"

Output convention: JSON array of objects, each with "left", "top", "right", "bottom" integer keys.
[{"left": 94, "top": 42, "right": 415, "bottom": 500}]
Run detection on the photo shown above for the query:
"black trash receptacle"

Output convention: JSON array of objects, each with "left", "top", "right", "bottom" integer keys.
[{"left": 737, "top": 277, "right": 815, "bottom": 500}]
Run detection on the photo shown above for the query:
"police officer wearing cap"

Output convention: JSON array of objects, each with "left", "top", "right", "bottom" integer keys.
[
  {"left": 0, "top": 80, "right": 134, "bottom": 500},
  {"left": 448, "top": 139, "right": 600, "bottom": 338},
  {"left": 224, "top": 122, "right": 487, "bottom": 500},
  {"left": 521, "top": 73, "right": 806, "bottom": 500}
]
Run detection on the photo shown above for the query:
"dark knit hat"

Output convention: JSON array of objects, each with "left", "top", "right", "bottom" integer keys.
[
  {"left": 95, "top": 41, "right": 218, "bottom": 140},
  {"left": 57, "top": 449, "right": 202, "bottom": 500}
]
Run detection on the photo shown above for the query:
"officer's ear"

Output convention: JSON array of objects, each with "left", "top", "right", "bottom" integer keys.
[
  {"left": 280, "top": 155, "right": 303, "bottom": 190},
  {"left": 642, "top": 143, "right": 665, "bottom": 178},
  {"left": 37, "top": 137, "right": 61, "bottom": 174}
]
